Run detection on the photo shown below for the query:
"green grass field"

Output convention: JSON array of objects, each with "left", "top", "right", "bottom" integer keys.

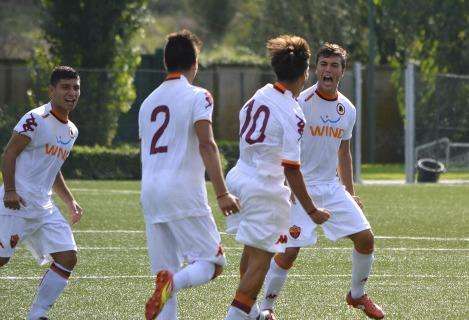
[{"left": 1, "top": 180, "right": 468, "bottom": 319}]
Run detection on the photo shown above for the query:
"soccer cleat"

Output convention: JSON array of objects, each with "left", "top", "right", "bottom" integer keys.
[
  {"left": 145, "top": 270, "right": 174, "bottom": 320},
  {"left": 257, "top": 309, "right": 277, "bottom": 320},
  {"left": 346, "top": 291, "right": 385, "bottom": 319}
]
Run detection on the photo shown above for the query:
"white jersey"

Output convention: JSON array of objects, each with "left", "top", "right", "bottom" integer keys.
[
  {"left": 139, "top": 73, "right": 214, "bottom": 223},
  {"left": 236, "top": 83, "right": 305, "bottom": 179},
  {"left": 0, "top": 103, "right": 79, "bottom": 218},
  {"left": 298, "top": 83, "right": 356, "bottom": 184}
]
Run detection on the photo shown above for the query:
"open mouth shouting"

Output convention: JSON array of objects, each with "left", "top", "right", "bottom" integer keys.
[{"left": 322, "top": 75, "right": 334, "bottom": 84}]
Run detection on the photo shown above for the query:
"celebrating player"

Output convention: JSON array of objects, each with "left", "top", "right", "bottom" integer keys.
[
  {"left": 139, "top": 30, "right": 240, "bottom": 320},
  {"left": 224, "top": 35, "right": 330, "bottom": 320},
  {"left": 0, "top": 66, "right": 83, "bottom": 320},
  {"left": 259, "top": 43, "right": 385, "bottom": 319}
]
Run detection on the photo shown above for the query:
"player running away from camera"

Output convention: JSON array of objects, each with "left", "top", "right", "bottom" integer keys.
[
  {"left": 224, "top": 35, "right": 331, "bottom": 320},
  {"left": 258, "top": 43, "right": 385, "bottom": 319},
  {"left": 0, "top": 66, "right": 83, "bottom": 320},
  {"left": 139, "top": 30, "right": 240, "bottom": 320}
]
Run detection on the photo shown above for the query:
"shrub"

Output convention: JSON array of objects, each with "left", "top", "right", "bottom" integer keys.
[
  {"left": 62, "top": 144, "right": 140, "bottom": 180},
  {"left": 62, "top": 141, "right": 239, "bottom": 180}
]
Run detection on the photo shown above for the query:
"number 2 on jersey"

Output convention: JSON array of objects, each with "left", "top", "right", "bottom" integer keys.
[
  {"left": 240, "top": 99, "right": 270, "bottom": 144},
  {"left": 150, "top": 105, "right": 170, "bottom": 154}
]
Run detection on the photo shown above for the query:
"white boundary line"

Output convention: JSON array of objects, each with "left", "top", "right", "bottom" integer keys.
[
  {"left": 1, "top": 273, "right": 467, "bottom": 281},
  {"left": 72, "top": 230, "right": 469, "bottom": 242},
  {"left": 71, "top": 188, "right": 140, "bottom": 194}
]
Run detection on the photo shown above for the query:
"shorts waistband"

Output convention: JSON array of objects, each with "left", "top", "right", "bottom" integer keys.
[{"left": 235, "top": 161, "right": 258, "bottom": 176}]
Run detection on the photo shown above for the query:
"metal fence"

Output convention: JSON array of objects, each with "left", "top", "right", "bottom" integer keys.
[{"left": 405, "top": 64, "right": 469, "bottom": 181}]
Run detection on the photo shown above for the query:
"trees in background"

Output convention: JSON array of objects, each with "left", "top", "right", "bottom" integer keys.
[{"left": 29, "top": 0, "right": 148, "bottom": 145}]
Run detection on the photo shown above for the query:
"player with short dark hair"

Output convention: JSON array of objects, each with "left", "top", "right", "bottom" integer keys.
[
  {"left": 0, "top": 65, "right": 83, "bottom": 320},
  {"left": 140, "top": 30, "right": 240, "bottom": 320}
]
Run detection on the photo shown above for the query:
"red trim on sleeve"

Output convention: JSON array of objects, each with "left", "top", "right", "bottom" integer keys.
[{"left": 281, "top": 159, "right": 301, "bottom": 169}]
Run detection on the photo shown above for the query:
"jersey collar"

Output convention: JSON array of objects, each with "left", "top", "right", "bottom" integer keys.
[
  {"left": 165, "top": 72, "right": 182, "bottom": 81},
  {"left": 273, "top": 82, "right": 294, "bottom": 98},
  {"left": 315, "top": 86, "right": 338, "bottom": 101},
  {"left": 48, "top": 102, "right": 69, "bottom": 124}
]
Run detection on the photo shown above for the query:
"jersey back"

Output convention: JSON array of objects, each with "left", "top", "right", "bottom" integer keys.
[
  {"left": 138, "top": 74, "right": 214, "bottom": 222},
  {"left": 237, "top": 83, "right": 305, "bottom": 179}
]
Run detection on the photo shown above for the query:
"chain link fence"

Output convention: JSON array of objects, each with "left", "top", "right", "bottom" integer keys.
[{"left": 414, "top": 71, "right": 469, "bottom": 172}]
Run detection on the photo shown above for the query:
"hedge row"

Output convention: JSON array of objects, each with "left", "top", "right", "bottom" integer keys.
[{"left": 62, "top": 141, "right": 239, "bottom": 180}]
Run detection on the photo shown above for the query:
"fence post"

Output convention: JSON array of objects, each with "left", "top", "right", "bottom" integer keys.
[
  {"left": 405, "top": 62, "right": 415, "bottom": 183},
  {"left": 353, "top": 62, "right": 362, "bottom": 184}
]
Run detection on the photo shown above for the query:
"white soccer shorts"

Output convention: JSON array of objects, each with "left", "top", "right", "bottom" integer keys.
[
  {"left": 0, "top": 206, "right": 77, "bottom": 265},
  {"left": 287, "top": 182, "right": 371, "bottom": 247},
  {"left": 225, "top": 166, "right": 291, "bottom": 253},
  {"left": 145, "top": 215, "right": 226, "bottom": 275}
]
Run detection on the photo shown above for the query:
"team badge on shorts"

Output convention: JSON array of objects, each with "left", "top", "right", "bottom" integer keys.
[
  {"left": 289, "top": 225, "right": 301, "bottom": 239},
  {"left": 336, "top": 103, "right": 345, "bottom": 115},
  {"left": 10, "top": 234, "right": 19, "bottom": 248}
]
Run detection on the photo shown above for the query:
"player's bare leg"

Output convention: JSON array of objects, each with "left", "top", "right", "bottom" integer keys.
[
  {"left": 28, "top": 250, "right": 77, "bottom": 320},
  {"left": 226, "top": 246, "right": 274, "bottom": 320},
  {"left": 259, "top": 247, "right": 300, "bottom": 318},
  {"left": 0, "top": 257, "right": 10, "bottom": 267},
  {"left": 347, "top": 229, "right": 385, "bottom": 319}
]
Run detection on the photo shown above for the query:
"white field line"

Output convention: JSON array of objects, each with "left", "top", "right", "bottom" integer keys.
[
  {"left": 62, "top": 246, "right": 468, "bottom": 252},
  {"left": 1, "top": 273, "right": 468, "bottom": 281},
  {"left": 72, "top": 230, "right": 469, "bottom": 242},
  {"left": 71, "top": 188, "right": 140, "bottom": 194}
]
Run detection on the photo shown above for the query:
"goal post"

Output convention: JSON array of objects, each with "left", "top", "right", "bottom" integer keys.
[
  {"left": 405, "top": 62, "right": 415, "bottom": 183},
  {"left": 353, "top": 62, "right": 363, "bottom": 184}
]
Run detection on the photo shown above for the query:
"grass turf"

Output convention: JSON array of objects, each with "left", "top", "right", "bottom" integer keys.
[{"left": 0, "top": 180, "right": 468, "bottom": 319}]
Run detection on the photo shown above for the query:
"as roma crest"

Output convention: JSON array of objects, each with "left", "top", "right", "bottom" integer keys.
[
  {"left": 289, "top": 225, "right": 301, "bottom": 239},
  {"left": 336, "top": 103, "right": 345, "bottom": 115}
]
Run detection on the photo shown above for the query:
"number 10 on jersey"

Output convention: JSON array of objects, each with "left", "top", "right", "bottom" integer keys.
[{"left": 240, "top": 99, "right": 270, "bottom": 145}]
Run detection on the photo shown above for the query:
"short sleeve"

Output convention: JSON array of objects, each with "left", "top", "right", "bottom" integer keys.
[
  {"left": 13, "top": 112, "right": 40, "bottom": 142},
  {"left": 280, "top": 109, "right": 305, "bottom": 169},
  {"left": 192, "top": 90, "right": 214, "bottom": 123},
  {"left": 342, "top": 106, "right": 356, "bottom": 140}
]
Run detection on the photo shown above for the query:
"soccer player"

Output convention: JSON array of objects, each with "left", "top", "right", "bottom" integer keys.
[
  {"left": 139, "top": 30, "right": 240, "bottom": 320},
  {"left": 258, "top": 43, "right": 385, "bottom": 319},
  {"left": 0, "top": 66, "right": 83, "bottom": 320},
  {"left": 224, "top": 35, "right": 331, "bottom": 320}
]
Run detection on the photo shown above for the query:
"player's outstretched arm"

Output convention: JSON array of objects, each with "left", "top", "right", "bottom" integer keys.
[
  {"left": 338, "top": 140, "right": 362, "bottom": 208},
  {"left": 194, "top": 120, "right": 240, "bottom": 216},
  {"left": 53, "top": 171, "right": 82, "bottom": 224},
  {"left": 1, "top": 133, "right": 29, "bottom": 210},
  {"left": 284, "top": 166, "right": 330, "bottom": 224}
]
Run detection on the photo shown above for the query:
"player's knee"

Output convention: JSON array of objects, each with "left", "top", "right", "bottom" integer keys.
[
  {"left": 274, "top": 248, "right": 299, "bottom": 270},
  {"left": 354, "top": 230, "right": 374, "bottom": 254},
  {"left": 54, "top": 251, "right": 78, "bottom": 270},
  {"left": 212, "top": 264, "right": 223, "bottom": 279},
  {"left": 0, "top": 257, "right": 10, "bottom": 268},
  {"left": 284, "top": 247, "right": 300, "bottom": 263}
]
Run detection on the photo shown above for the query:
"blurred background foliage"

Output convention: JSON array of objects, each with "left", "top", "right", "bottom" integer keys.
[{"left": 0, "top": 0, "right": 467, "bottom": 151}]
